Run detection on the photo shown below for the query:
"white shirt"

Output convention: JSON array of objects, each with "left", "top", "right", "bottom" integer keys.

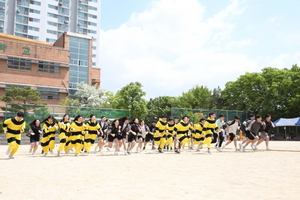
[
  {"left": 227, "top": 121, "right": 240, "bottom": 134},
  {"left": 140, "top": 125, "right": 147, "bottom": 138}
]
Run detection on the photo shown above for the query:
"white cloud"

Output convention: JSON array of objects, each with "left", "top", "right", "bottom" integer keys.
[
  {"left": 99, "top": 0, "right": 259, "bottom": 98},
  {"left": 265, "top": 53, "right": 300, "bottom": 69}
]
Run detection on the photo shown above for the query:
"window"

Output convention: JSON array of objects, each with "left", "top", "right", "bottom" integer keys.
[
  {"left": 58, "top": 23, "right": 68, "bottom": 31},
  {"left": 37, "top": 88, "right": 59, "bottom": 100},
  {"left": 17, "top": 0, "right": 29, "bottom": 7},
  {"left": 16, "top": 6, "right": 29, "bottom": 15},
  {"left": 89, "top": 0, "right": 97, "bottom": 2},
  {"left": 30, "top": 1, "right": 41, "bottom": 6},
  {"left": 28, "top": 26, "right": 39, "bottom": 31},
  {"left": 88, "top": 21, "right": 97, "bottom": 27},
  {"left": 78, "top": 12, "right": 88, "bottom": 20},
  {"left": 16, "top": 15, "right": 28, "bottom": 24},
  {"left": 92, "top": 62, "right": 96, "bottom": 66},
  {"left": 46, "top": 38, "right": 56, "bottom": 43},
  {"left": 48, "top": 4, "right": 69, "bottom": 15},
  {"left": 77, "top": 27, "right": 87, "bottom": 35},
  {"left": 0, "top": 11, "right": 4, "bottom": 20},
  {"left": 92, "top": 46, "right": 96, "bottom": 50},
  {"left": 6, "top": 85, "right": 26, "bottom": 89},
  {"left": 29, "top": 9, "right": 40, "bottom": 14},
  {"left": 88, "top": 6, "right": 97, "bottom": 11},
  {"left": 48, "top": 13, "right": 69, "bottom": 23},
  {"left": 92, "top": 54, "right": 96, "bottom": 58},
  {"left": 27, "top": 35, "right": 39, "bottom": 40},
  {"left": 7, "top": 57, "right": 31, "bottom": 71},
  {"left": 47, "top": 29, "right": 63, "bottom": 37},
  {"left": 88, "top": 14, "right": 97, "bottom": 19},
  {"left": 88, "top": 29, "right": 97, "bottom": 34},
  {"left": 38, "top": 61, "right": 60, "bottom": 74},
  {"left": 29, "top": 17, "right": 40, "bottom": 23},
  {"left": 78, "top": 4, "right": 88, "bottom": 12},
  {"left": 15, "top": 24, "right": 28, "bottom": 33}
]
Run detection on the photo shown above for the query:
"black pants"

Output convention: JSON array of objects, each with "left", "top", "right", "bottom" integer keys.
[
  {"left": 212, "top": 133, "right": 218, "bottom": 144},
  {"left": 218, "top": 133, "right": 224, "bottom": 147}
]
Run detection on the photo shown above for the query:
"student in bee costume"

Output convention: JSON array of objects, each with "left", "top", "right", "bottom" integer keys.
[
  {"left": 174, "top": 116, "right": 193, "bottom": 154},
  {"left": 166, "top": 118, "right": 175, "bottom": 150},
  {"left": 69, "top": 115, "right": 87, "bottom": 156},
  {"left": 3, "top": 112, "right": 26, "bottom": 159},
  {"left": 193, "top": 118, "right": 206, "bottom": 151},
  {"left": 41, "top": 116, "right": 59, "bottom": 156},
  {"left": 154, "top": 115, "right": 168, "bottom": 153},
  {"left": 84, "top": 114, "right": 101, "bottom": 154},
  {"left": 202, "top": 112, "right": 218, "bottom": 154},
  {"left": 57, "top": 114, "right": 70, "bottom": 156}
]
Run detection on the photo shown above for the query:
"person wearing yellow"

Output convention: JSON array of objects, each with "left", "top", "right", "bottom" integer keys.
[
  {"left": 41, "top": 116, "right": 59, "bottom": 156},
  {"left": 68, "top": 115, "right": 86, "bottom": 156},
  {"left": 193, "top": 118, "right": 206, "bottom": 151},
  {"left": 202, "top": 112, "right": 218, "bottom": 154},
  {"left": 85, "top": 114, "right": 101, "bottom": 154},
  {"left": 166, "top": 118, "right": 175, "bottom": 151},
  {"left": 3, "top": 112, "right": 26, "bottom": 159},
  {"left": 174, "top": 116, "right": 193, "bottom": 154},
  {"left": 57, "top": 114, "right": 70, "bottom": 156},
  {"left": 154, "top": 115, "right": 168, "bottom": 153}
]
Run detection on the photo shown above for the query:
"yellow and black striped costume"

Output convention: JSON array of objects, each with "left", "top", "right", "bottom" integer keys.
[
  {"left": 68, "top": 121, "right": 87, "bottom": 155},
  {"left": 166, "top": 122, "right": 175, "bottom": 148},
  {"left": 193, "top": 123, "right": 205, "bottom": 145},
  {"left": 202, "top": 117, "right": 218, "bottom": 149},
  {"left": 174, "top": 120, "right": 193, "bottom": 147},
  {"left": 58, "top": 121, "right": 70, "bottom": 152},
  {"left": 154, "top": 118, "right": 168, "bottom": 149},
  {"left": 41, "top": 121, "right": 58, "bottom": 154},
  {"left": 84, "top": 121, "right": 101, "bottom": 153},
  {"left": 3, "top": 117, "right": 25, "bottom": 156}
]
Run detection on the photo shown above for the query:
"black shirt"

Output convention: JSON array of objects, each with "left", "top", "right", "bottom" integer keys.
[{"left": 30, "top": 125, "right": 42, "bottom": 141}]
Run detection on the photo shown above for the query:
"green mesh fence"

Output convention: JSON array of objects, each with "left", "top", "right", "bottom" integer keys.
[
  {"left": 3, "top": 104, "right": 130, "bottom": 122},
  {"left": 171, "top": 107, "right": 248, "bottom": 123}
]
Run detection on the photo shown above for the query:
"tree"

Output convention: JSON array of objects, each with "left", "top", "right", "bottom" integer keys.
[
  {"left": 178, "top": 85, "right": 211, "bottom": 109},
  {"left": 114, "top": 82, "right": 147, "bottom": 119},
  {"left": 146, "top": 96, "right": 180, "bottom": 122},
  {"left": 69, "top": 83, "right": 108, "bottom": 108},
  {"left": 209, "top": 86, "right": 224, "bottom": 109},
  {"left": 0, "top": 86, "right": 44, "bottom": 116}
]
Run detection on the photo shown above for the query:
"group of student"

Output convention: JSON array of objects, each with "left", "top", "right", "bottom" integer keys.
[{"left": 2, "top": 111, "right": 274, "bottom": 159}]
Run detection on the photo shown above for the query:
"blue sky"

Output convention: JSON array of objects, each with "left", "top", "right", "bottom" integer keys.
[{"left": 100, "top": 0, "right": 300, "bottom": 99}]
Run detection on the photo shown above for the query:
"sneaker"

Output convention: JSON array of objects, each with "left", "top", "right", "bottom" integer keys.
[
  {"left": 217, "top": 147, "right": 222, "bottom": 152},
  {"left": 208, "top": 149, "right": 212, "bottom": 154},
  {"left": 139, "top": 148, "right": 142, "bottom": 152},
  {"left": 44, "top": 153, "right": 47, "bottom": 157},
  {"left": 75, "top": 154, "right": 79, "bottom": 157},
  {"left": 250, "top": 144, "right": 254, "bottom": 150},
  {"left": 106, "top": 147, "right": 110, "bottom": 151},
  {"left": 57, "top": 151, "right": 60, "bottom": 157},
  {"left": 50, "top": 150, "right": 54, "bottom": 154},
  {"left": 8, "top": 155, "right": 14, "bottom": 159},
  {"left": 29, "top": 148, "right": 33, "bottom": 153},
  {"left": 158, "top": 149, "right": 164, "bottom": 153},
  {"left": 175, "top": 149, "right": 180, "bottom": 154},
  {"left": 125, "top": 151, "right": 129, "bottom": 155},
  {"left": 254, "top": 144, "right": 257, "bottom": 150},
  {"left": 6, "top": 149, "right": 12, "bottom": 155},
  {"left": 196, "top": 148, "right": 201, "bottom": 152},
  {"left": 242, "top": 146, "right": 246, "bottom": 152},
  {"left": 127, "top": 151, "right": 131, "bottom": 155},
  {"left": 235, "top": 148, "right": 239, "bottom": 151},
  {"left": 142, "top": 147, "right": 145, "bottom": 151},
  {"left": 94, "top": 146, "right": 98, "bottom": 152},
  {"left": 32, "top": 152, "right": 36, "bottom": 155},
  {"left": 170, "top": 147, "right": 173, "bottom": 151},
  {"left": 114, "top": 152, "right": 119, "bottom": 156},
  {"left": 266, "top": 147, "right": 271, "bottom": 151},
  {"left": 239, "top": 143, "right": 242, "bottom": 150},
  {"left": 136, "top": 147, "right": 139, "bottom": 153},
  {"left": 152, "top": 146, "right": 156, "bottom": 150},
  {"left": 189, "top": 146, "right": 194, "bottom": 150},
  {"left": 86, "top": 152, "right": 89, "bottom": 156}
]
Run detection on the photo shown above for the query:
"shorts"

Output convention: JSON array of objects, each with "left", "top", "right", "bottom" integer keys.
[
  {"left": 245, "top": 131, "right": 251, "bottom": 139},
  {"left": 137, "top": 135, "right": 145, "bottom": 141},
  {"left": 228, "top": 133, "right": 236, "bottom": 141},
  {"left": 260, "top": 132, "right": 269, "bottom": 140},
  {"left": 128, "top": 135, "right": 136, "bottom": 142},
  {"left": 248, "top": 132, "right": 257, "bottom": 140},
  {"left": 108, "top": 134, "right": 116, "bottom": 142},
  {"left": 30, "top": 138, "right": 39, "bottom": 143},
  {"left": 117, "top": 134, "right": 125, "bottom": 140},
  {"left": 145, "top": 133, "right": 153, "bottom": 142}
]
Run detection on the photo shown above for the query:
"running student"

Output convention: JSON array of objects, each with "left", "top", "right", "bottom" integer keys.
[
  {"left": 202, "top": 112, "right": 218, "bottom": 154},
  {"left": 139, "top": 120, "right": 151, "bottom": 151},
  {"left": 215, "top": 114, "right": 226, "bottom": 152},
  {"left": 194, "top": 118, "right": 206, "bottom": 151},
  {"left": 146, "top": 120, "right": 156, "bottom": 150},
  {"left": 29, "top": 119, "right": 42, "bottom": 156},
  {"left": 174, "top": 116, "right": 193, "bottom": 154},
  {"left": 108, "top": 119, "right": 121, "bottom": 155},
  {"left": 96, "top": 116, "right": 108, "bottom": 152},
  {"left": 154, "top": 115, "right": 168, "bottom": 153},
  {"left": 222, "top": 116, "right": 241, "bottom": 151},
  {"left": 4, "top": 112, "right": 26, "bottom": 159},
  {"left": 173, "top": 117, "right": 179, "bottom": 151},
  {"left": 57, "top": 114, "right": 70, "bottom": 156},
  {"left": 127, "top": 118, "right": 140, "bottom": 155},
  {"left": 85, "top": 115, "right": 101, "bottom": 154},
  {"left": 165, "top": 118, "right": 175, "bottom": 151},
  {"left": 256, "top": 114, "right": 274, "bottom": 150},
  {"left": 242, "top": 114, "right": 265, "bottom": 151},
  {"left": 118, "top": 117, "right": 130, "bottom": 155},
  {"left": 68, "top": 115, "right": 86, "bottom": 156},
  {"left": 41, "top": 116, "right": 59, "bottom": 156},
  {"left": 239, "top": 114, "right": 255, "bottom": 150}
]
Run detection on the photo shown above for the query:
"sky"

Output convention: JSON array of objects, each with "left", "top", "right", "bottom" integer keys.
[{"left": 100, "top": 0, "right": 300, "bottom": 99}]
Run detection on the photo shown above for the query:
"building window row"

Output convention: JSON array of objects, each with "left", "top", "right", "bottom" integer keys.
[
  {"left": 77, "top": 12, "right": 97, "bottom": 20},
  {"left": 15, "top": 24, "right": 39, "bottom": 33},
  {"left": 16, "top": 6, "right": 40, "bottom": 15},
  {"left": 46, "top": 38, "right": 56, "bottom": 43},
  {"left": 47, "top": 12, "right": 69, "bottom": 24},
  {"left": 78, "top": 4, "right": 97, "bottom": 12},
  {"left": 15, "top": 33, "right": 39, "bottom": 40},
  {"left": 47, "top": 29, "right": 64, "bottom": 38},
  {"left": 17, "top": 0, "right": 41, "bottom": 7},
  {"left": 7, "top": 57, "right": 31, "bottom": 71},
  {"left": 38, "top": 61, "right": 60, "bottom": 74},
  {"left": 48, "top": 4, "right": 69, "bottom": 16},
  {"left": 77, "top": 19, "right": 97, "bottom": 28},
  {"left": 37, "top": 88, "right": 59, "bottom": 100},
  {"left": 79, "top": 0, "right": 98, "bottom": 4},
  {"left": 47, "top": 21, "right": 69, "bottom": 31},
  {"left": 16, "top": 15, "right": 40, "bottom": 24}
]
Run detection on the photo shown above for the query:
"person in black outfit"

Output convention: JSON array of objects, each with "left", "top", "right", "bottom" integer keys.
[
  {"left": 147, "top": 121, "right": 156, "bottom": 150},
  {"left": 127, "top": 118, "right": 141, "bottom": 154},
  {"left": 118, "top": 117, "right": 130, "bottom": 155},
  {"left": 107, "top": 119, "right": 121, "bottom": 155},
  {"left": 29, "top": 119, "right": 42, "bottom": 155},
  {"left": 256, "top": 114, "right": 274, "bottom": 150},
  {"left": 96, "top": 116, "right": 109, "bottom": 152}
]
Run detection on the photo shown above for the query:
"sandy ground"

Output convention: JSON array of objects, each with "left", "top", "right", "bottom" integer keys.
[{"left": 0, "top": 141, "right": 300, "bottom": 200}]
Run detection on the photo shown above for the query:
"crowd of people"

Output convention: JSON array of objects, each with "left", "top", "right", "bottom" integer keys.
[{"left": 3, "top": 111, "right": 275, "bottom": 159}]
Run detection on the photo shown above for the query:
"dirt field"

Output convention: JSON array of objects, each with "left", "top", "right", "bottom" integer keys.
[{"left": 0, "top": 141, "right": 299, "bottom": 200}]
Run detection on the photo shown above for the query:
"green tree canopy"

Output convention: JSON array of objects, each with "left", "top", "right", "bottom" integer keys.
[{"left": 178, "top": 85, "right": 211, "bottom": 109}]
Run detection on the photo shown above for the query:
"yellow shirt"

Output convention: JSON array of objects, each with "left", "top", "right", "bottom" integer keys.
[
  {"left": 42, "top": 121, "right": 58, "bottom": 136},
  {"left": 203, "top": 117, "right": 218, "bottom": 136},
  {"left": 174, "top": 120, "right": 193, "bottom": 135},
  {"left": 3, "top": 117, "right": 25, "bottom": 134},
  {"left": 193, "top": 123, "right": 205, "bottom": 138},
  {"left": 86, "top": 121, "right": 101, "bottom": 133},
  {"left": 70, "top": 121, "right": 86, "bottom": 135},
  {"left": 167, "top": 122, "right": 175, "bottom": 135},
  {"left": 155, "top": 118, "right": 168, "bottom": 136},
  {"left": 58, "top": 121, "right": 70, "bottom": 134}
]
